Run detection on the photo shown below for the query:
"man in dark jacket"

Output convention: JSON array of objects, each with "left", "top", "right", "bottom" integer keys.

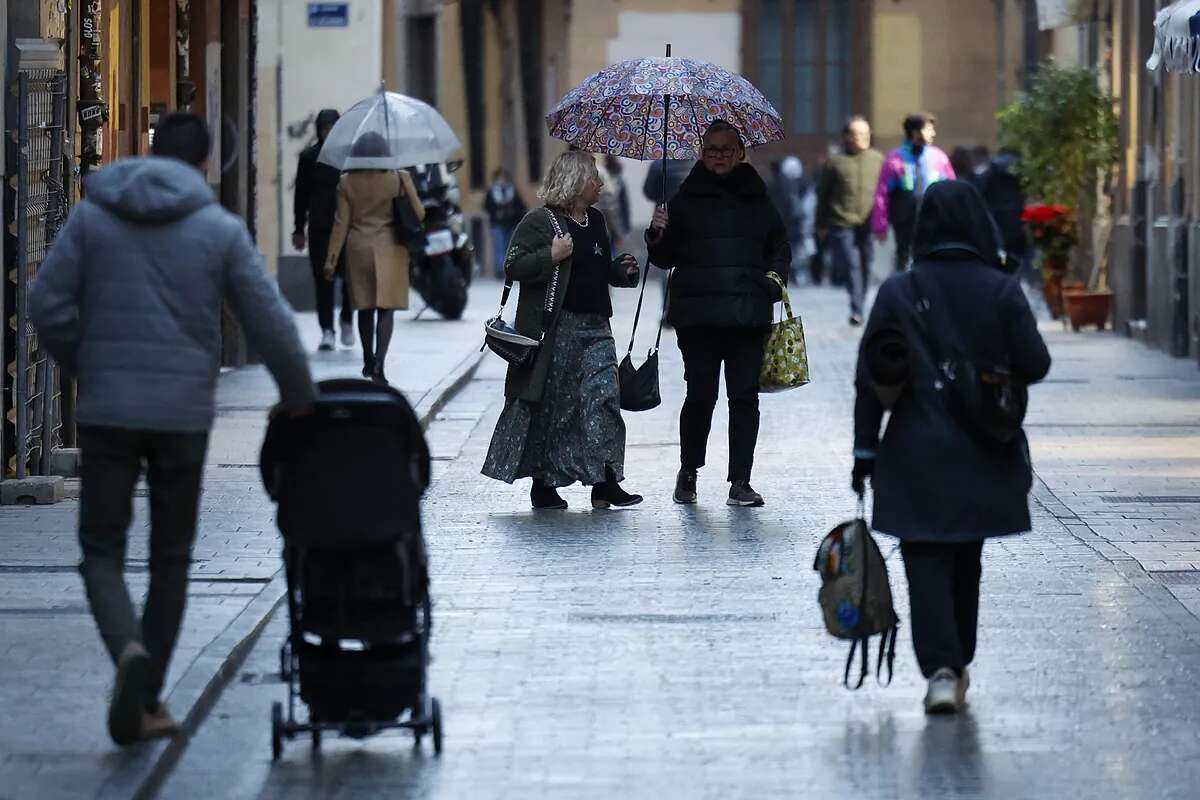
[
  {"left": 647, "top": 120, "right": 790, "bottom": 507},
  {"left": 816, "top": 115, "right": 885, "bottom": 325},
  {"left": 852, "top": 180, "right": 1050, "bottom": 714},
  {"left": 293, "top": 108, "right": 353, "bottom": 351},
  {"left": 484, "top": 168, "right": 526, "bottom": 279},
  {"left": 30, "top": 114, "right": 316, "bottom": 745},
  {"left": 976, "top": 150, "right": 1030, "bottom": 280}
]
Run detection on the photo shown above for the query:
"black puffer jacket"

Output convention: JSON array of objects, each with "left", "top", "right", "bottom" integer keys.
[
  {"left": 648, "top": 163, "right": 790, "bottom": 329},
  {"left": 293, "top": 109, "right": 342, "bottom": 236}
]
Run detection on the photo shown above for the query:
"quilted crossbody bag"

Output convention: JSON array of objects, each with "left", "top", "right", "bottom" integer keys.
[{"left": 482, "top": 209, "right": 564, "bottom": 367}]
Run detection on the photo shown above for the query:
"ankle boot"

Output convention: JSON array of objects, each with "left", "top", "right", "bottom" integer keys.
[
  {"left": 362, "top": 354, "right": 376, "bottom": 379},
  {"left": 591, "top": 469, "right": 643, "bottom": 509},
  {"left": 531, "top": 480, "right": 567, "bottom": 510}
]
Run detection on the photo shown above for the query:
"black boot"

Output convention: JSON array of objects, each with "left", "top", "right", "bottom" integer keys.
[
  {"left": 531, "top": 479, "right": 567, "bottom": 510},
  {"left": 362, "top": 354, "right": 376, "bottom": 379},
  {"left": 372, "top": 363, "right": 389, "bottom": 386},
  {"left": 591, "top": 468, "right": 643, "bottom": 509}
]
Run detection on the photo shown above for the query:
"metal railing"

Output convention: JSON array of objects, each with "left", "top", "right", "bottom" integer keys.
[{"left": 12, "top": 69, "right": 69, "bottom": 478}]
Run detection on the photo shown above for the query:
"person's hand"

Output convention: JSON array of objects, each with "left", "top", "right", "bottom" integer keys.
[
  {"left": 619, "top": 253, "right": 640, "bottom": 283},
  {"left": 323, "top": 262, "right": 336, "bottom": 281},
  {"left": 645, "top": 205, "right": 669, "bottom": 245},
  {"left": 292, "top": 232, "right": 306, "bottom": 252},
  {"left": 551, "top": 234, "right": 574, "bottom": 263},
  {"left": 851, "top": 457, "right": 875, "bottom": 496},
  {"left": 758, "top": 273, "right": 784, "bottom": 302}
]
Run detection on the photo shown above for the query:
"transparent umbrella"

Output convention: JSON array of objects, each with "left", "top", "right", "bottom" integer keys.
[{"left": 318, "top": 88, "right": 462, "bottom": 171}]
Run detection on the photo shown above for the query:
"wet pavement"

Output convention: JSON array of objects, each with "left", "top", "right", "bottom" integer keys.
[{"left": 158, "top": 284, "right": 1200, "bottom": 800}]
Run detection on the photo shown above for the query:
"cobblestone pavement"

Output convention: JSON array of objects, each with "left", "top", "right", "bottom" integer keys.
[
  {"left": 0, "top": 286, "right": 496, "bottom": 800},
  {"left": 160, "top": 283, "right": 1200, "bottom": 800}
]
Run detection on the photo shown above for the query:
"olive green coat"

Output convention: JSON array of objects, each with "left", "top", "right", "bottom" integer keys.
[{"left": 502, "top": 206, "right": 638, "bottom": 402}]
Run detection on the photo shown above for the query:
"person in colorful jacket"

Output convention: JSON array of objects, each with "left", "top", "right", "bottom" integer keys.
[{"left": 870, "top": 112, "right": 955, "bottom": 272}]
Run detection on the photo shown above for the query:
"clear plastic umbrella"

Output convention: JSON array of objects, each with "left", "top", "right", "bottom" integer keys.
[{"left": 318, "top": 88, "right": 462, "bottom": 171}]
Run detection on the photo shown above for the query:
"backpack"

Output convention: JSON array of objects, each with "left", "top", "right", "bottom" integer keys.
[{"left": 813, "top": 517, "right": 900, "bottom": 689}]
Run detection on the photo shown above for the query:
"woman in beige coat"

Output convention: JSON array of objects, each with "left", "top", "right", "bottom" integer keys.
[{"left": 325, "top": 132, "right": 424, "bottom": 384}]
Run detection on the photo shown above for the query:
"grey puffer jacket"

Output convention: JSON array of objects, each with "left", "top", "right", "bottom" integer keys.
[{"left": 30, "top": 157, "right": 316, "bottom": 432}]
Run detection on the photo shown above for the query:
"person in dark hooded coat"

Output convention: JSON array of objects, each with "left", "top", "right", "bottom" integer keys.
[
  {"left": 646, "top": 120, "right": 790, "bottom": 508},
  {"left": 293, "top": 108, "right": 354, "bottom": 351},
  {"left": 851, "top": 179, "right": 1051, "bottom": 714}
]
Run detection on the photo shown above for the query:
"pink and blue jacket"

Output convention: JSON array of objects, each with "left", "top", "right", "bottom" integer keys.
[{"left": 870, "top": 143, "right": 956, "bottom": 237}]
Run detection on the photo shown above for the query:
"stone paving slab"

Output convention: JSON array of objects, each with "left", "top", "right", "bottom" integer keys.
[
  {"left": 160, "top": 285, "right": 1200, "bottom": 799},
  {"left": 0, "top": 282, "right": 498, "bottom": 800}
]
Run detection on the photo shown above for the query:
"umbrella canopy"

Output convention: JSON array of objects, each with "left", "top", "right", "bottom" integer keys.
[
  {"left": 1146, "top": 0, "right": 1200, "bottom": 73},
  {"left": 318, "top": 90, "right": 462, "bottom": 171},
  {"left": 546, "top": 57, "right": 784, "bottom": 160}
]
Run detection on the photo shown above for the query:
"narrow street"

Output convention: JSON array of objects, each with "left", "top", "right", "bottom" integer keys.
[{"left": 157, "top": 285, "right": 1200, "bottom": 800}]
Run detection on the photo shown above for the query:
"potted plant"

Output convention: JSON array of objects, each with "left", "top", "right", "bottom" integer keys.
[
  {"left": 1020, "top": 204, "right": 1077, "bottom": 319},
  {"left": 998, "top": 62, "right": 1119, "bottom": 330}
]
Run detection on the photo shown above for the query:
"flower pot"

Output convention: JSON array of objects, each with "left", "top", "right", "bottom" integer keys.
[
  {"left": 1063, "top": 289, "right": 1112, "bottom": 331},
  {"left": 1042, "top": 271, "right": 1067, "bottom": 319}
]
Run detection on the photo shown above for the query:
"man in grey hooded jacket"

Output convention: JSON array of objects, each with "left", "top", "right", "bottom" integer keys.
[{"left": 30, "top": 113, "right": 316, "bottom": 745}]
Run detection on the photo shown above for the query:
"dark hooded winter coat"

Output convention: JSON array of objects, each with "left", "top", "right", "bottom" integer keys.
[
  {"left": 853, "top": 180, "right": 1051, "bottom": 541},
  {"left": 647, "top": 162, "right": 790, "bottom": 329},
  {"left": 294, "top": 108, "right": 342, "bottom": 236}
]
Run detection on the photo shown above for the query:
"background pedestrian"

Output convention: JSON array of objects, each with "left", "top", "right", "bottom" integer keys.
[
  {"left": 29, "top": 113, "right": 316, "bottom": 746},
  {"left": 324, "top": 132, "right": 425, "bottom": 385},
  {"left": 852, "top": 180, "right": 1050, "bottom": 714},
  {"left": 482, "top": 150, "right": 643, "bottom": 511},
  {"left": 816, "top": 115, "right": 884, "bottom": 326},
  {"left": 871, "top": 111, "right": 956, "bottom": 272},
  {"left": 596, "top": 155, "right": 632, "bottom": 250},
  {"left": 646, "top": 120, "right": 790, "bottom": 508},
  {"left": 976, "top": 149, "right": 1031, "bottom": 280},
  {"left": 769, "top": 155, "right": 812, "bottom": 285},
  {"left": 293, "top": 108, "right": 354, "bottom": 351},
  {"left": 485, "top": 168, "right": 526, "bottom": 280},
  {"left": 949, "top": 146, "right": 974, "bottom": 187}
]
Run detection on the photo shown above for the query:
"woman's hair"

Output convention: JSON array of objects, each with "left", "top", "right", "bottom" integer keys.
[
  {"left": 537, "top": 150, "right": 598, "bottom": 208},
  {"left": 350, "top": 132, "right": 391, "bottom": 159}
]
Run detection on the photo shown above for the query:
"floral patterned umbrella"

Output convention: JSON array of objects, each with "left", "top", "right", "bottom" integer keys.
[{"left": 545, "top": 52, "right": 784, "bottom": 160}]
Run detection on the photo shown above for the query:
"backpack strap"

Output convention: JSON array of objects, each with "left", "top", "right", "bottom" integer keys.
[
  {"left": 844, "top": 636, "right": 870, "bottom": 690},
  {"left": 876, "top": 624, "right": 899, "bottom": 687}
]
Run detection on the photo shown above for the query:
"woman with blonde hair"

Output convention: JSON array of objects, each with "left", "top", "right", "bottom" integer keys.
[
  {"left": 482, "top": 150, "right": 644, "bottom": 510},
  {"left": 325, "top": 132, "right": 424, "bottom": 384}
]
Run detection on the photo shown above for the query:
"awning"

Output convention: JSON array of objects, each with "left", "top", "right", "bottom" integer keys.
[{"left": 1146, "top": 0, "right": 1200, "bottom": 73}]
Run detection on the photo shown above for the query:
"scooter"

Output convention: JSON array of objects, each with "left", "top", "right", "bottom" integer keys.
[{"left": 408, "top": 161, "right": 476, "bottom": 320}]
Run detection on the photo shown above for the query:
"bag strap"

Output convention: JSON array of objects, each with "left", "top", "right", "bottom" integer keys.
[
  {"left": 766, "top": 271, "right": 795, "bottom": 324},
  {"left": 492, "top": 209, "right": 563, "bottom": 339},
  {"left": 876, "top": 624, "right": 899, "bottom": 687},
  {"left": 844, "top": 637, "right": 869, "bottom": 690},
  {"left": 625, "top": 264, "right": 671, "bottom": 357}
]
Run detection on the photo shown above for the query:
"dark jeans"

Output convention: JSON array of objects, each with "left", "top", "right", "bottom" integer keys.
[
  {"left": 830, "top": 225, "right": 873, "bottom": 317},
  {"left": 900, "top": 540, "right": 984, "bottom": 678},
  {"left": 308, "top": 228, "right": 352, "bottom": 333},
  {"left": 676, "top": 326, "right": 767, "bottom": 483},
  {"left": 78, "top": 425, "right": 209, "bottom": 707},
  {"left": 893, "top": 228, "right": 914, "bottom": 273}
]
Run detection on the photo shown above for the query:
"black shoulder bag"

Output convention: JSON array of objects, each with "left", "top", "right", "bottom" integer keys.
[
  {"left": 909, "top": 269, "right": 1027, "bottom": 445},
  {"left": 482, "top": 209, "right": 563, "bottom": 367},
  {"left": 391, "top": 175, "right": 428, "bottom": 252},
  {"left": 618, "top": 265, "right": 667, "bottom": 411}
]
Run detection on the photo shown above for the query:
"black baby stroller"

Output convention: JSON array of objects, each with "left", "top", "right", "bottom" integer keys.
[{"left": 260, "top": 378, "right": 442, "bottom": 759}]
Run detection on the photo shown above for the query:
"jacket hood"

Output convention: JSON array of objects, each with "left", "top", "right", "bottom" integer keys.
[
  {"left": 85, "top": 157, "right": 214, "bottom": 224},
  {"left": 681, "top": 162, "right": 767, "bottom": 199},
  {"left": 913, "top": 180, "right": 1005, "bottom": 270}
]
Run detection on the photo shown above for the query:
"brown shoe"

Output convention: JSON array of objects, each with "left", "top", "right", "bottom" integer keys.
[
  {"left": 140, "top": 703, "right": 181, "bottom": 740},
  {"left": 108, "top": 642, "right": 152, "bottom": 746}
]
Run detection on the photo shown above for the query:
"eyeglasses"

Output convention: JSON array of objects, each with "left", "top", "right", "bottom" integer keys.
[{"left": 702, "top": 146, "right": 738, "bottom": 158}]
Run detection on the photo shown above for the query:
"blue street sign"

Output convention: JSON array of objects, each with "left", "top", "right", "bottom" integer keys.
[{"left": 308, "top": 3, "right": 349, "bottom": 28}]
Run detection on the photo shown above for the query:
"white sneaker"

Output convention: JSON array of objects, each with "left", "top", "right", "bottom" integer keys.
[
  {"left": 339, "top": 319, "right": 354, "bottom": 347},
  {"left": 956, "top": 668, "right": 970, "bottom": 707},
  {"left": 318, "top": 330, "right": 335, "bottom": 352},
  {"left": 924, "top": 667, "right": 961, "bottom": 714}
]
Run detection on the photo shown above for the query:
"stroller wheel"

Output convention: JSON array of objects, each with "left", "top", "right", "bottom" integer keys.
[
  {"left": 431, "top": 697, "right": 443, "bottom": 756},
  {"left": 271, "top": 702, "right": 284, "bottom": 761}
]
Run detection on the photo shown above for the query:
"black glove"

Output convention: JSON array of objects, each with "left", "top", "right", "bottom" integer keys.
[
  {"left": 851, "top": 457, "right": 875, "bottom": 497},
  {"left": 758, "top": 273, "right": 784, "bottom": 302}
]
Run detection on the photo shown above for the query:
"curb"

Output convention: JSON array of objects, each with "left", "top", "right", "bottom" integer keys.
[{"left": 105, "top": 348, "right": 486, "bottom": 799}]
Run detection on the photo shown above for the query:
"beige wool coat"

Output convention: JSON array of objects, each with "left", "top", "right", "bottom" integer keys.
[{"left": 325, "top": 170, "right": 424, "bottom": 310}]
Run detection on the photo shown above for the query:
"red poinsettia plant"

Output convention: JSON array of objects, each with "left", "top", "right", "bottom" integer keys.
[{"left": 1021, "top": 204, "right": 1077, "bottom": 271}]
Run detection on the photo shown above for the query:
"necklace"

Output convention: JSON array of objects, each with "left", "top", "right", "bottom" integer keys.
[{"left": 568, "top": 208, "right": 589, "bottom": 227}]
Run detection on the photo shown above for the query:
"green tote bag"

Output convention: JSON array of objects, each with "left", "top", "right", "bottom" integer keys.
[{"left": 760, "top": 272, "right": 811, "bottom": 393}]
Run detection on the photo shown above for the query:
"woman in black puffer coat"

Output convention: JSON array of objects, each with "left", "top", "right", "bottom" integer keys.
[{"left": 646, "top": 120, "right": 791, "bottom": 508}]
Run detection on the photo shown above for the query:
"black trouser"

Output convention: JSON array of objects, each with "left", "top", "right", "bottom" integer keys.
[
  {"left": 893, "top": 227, "right": 914, "bottom": 273},
  {"left": 308, "top": 227, "right": 352, "bottom": 333},
  {"left": 676, "top": 326, "right": 767, "bottom": 483},
  {"left": 78, "top": 425, "right": 209, "bottom": 708},
  {"left": 900, "top": 540, "right": 984, "bottom": 678},
  {"left": 829, "top": 224, "right": 873, "bottom": 317}
]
